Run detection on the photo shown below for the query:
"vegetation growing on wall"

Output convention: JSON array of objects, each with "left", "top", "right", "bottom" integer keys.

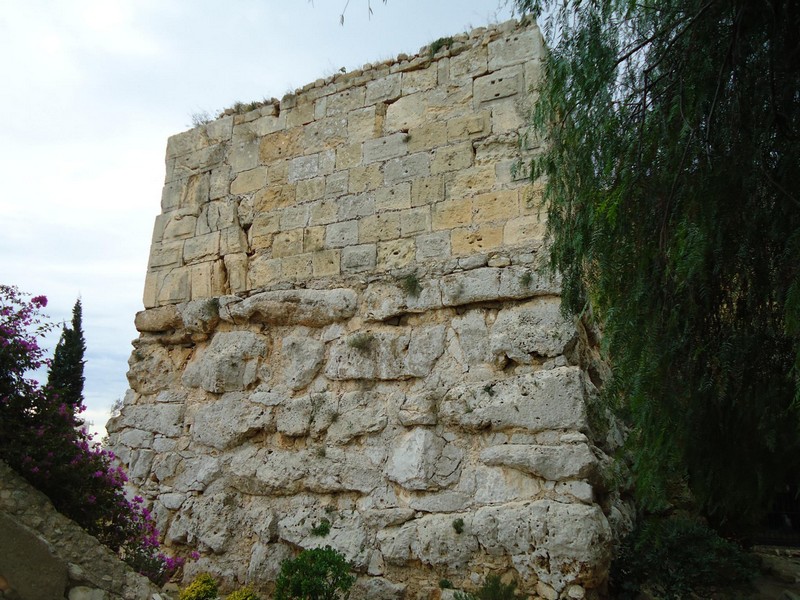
[{"left": 518, "top": 0, "right": 800, "bottom": 526}]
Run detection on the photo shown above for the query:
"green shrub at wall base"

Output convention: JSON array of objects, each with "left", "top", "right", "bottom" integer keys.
[
  {"left": 274, "top": 546, "right": 355, "bottom": 600},
  {"left": 178, "top": 573, "right": 218, "bottom": 600},
  {"left": 226, "top": 587, "right": 261, "bottom": 600},
  {"left": 610, "top": 515, "right": 757, "bottom": 599}
]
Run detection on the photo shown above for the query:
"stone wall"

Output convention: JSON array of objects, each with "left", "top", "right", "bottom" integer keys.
[
  {"left": 109, "top": 19, "right": 632, "bottom": 599},
  {"left": 0, "top": 460, "right": 167, "bottom": 600}
]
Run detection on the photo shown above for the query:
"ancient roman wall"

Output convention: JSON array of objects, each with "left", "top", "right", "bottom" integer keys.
[{"left": 108, "top": 19, "right": 631, "bottom": 600}]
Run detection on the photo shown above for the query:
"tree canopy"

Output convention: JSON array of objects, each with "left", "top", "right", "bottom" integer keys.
[{"left": 518, "top": 0, "right": 800, "bottom": 525}]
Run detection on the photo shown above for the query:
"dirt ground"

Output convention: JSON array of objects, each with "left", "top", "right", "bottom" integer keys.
[{"left": 727, "top": 547, "right": 800, "bottom": 599}]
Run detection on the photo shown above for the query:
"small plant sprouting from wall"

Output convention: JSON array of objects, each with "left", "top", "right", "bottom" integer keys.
[
  {"left": 347, "top": 332, "right": 374, "bottom": 352},
  {"left": 483, "top": 384, "right": 496, "bottom": 397},
  {"left": 429, "top": 36, "right": 455, "bottom": 57},
  {"left": 401, "top": 273, "right": 423, "bottom": 298},
  {"left": 311, "top": 518, "right": 332, "bottom": 537},
  {"left": 519, "top": 272, "right": 533, "bottom": 288},
  {"left": 190, "top": 111, "right": 213, "bottom": 128},
  {"left": 439, "top": 579, "right": 454, "bottom": 589},
  {"left": 452, "top": 517, "right": 465, "bottom": 534}
]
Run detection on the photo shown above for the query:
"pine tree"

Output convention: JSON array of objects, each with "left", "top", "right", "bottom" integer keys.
[
  {"left": 47, "top": 298, "right": 86, "bottom": 409},
  {"left": 517, "top": 0, "right": 800, "bottom": 525}
]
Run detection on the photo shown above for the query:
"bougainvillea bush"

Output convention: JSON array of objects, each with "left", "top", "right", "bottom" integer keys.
[{"left": 0, "top": 284, "right": 185, "bottom": 585}]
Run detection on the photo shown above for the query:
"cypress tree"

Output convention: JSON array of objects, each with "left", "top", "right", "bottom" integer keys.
[{"left": 47, "top": 298, "right": 86, "bottom": 409}]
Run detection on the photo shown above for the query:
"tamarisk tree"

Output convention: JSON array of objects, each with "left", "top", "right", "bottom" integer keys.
[{"left": 518, "top": 0, "right": 800, "bottom": 525}]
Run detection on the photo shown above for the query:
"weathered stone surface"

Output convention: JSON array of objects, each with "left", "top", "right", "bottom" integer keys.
[
  {"left": 480, "top": 443, "right": 598, "bottom": 481},
  {"left": 327, "top": 391, "right": 388, "bottom": 444},
  {"left": 108, "top": 402, "right": 185, "bottom": 437},
  {"left": 134, "top": 305, "right": 181, "bottom": 333},
  {"left": 440, "top": 367, "right": 590, "bottom": 433},
  {"left": 472, "top": 500, "right": 612, "bottom": 591},
  {"left": 325, "top": 327, "right": 445, "bottom": 380},
  {"left": 126, "top": 343, "right": 187, "bottom": 395},
  {"left": 219, "top": 289, "right": 357, "bottom": 327},
  {"left": 281, "top": 336, "right": 326, "bottom": 390},
  {"left": 190, "top": 393, "right": 273, "bottom": 450},
  {"left": 386, "top": 428, "right": 463, "bottom": 491},
  {"left": 180, "top": 298, "right": 220, "bottom": 334},
  {"left": 351, "top": 577, "right": 407, "bottom": 600},
  {"left": 182, "top": 331, "right": 269, "bottom": 393},
  {"left": 490, "top": 297, "right": 576, "bottom": 362}
]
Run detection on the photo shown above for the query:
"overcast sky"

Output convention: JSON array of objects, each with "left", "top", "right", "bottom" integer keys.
[{"left": 0, "top": 0, "right": 516, "bottom": 437}]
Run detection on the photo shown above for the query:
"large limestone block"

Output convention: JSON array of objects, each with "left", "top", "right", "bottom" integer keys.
[
  {"left": 488, "top": 28, "right": 545, "bottom": 70},
  {"left": 230, "top": 448, "right": 380, "bottom": 496},
  {"left": 276, "top": 395, "right": 313, "bottom": 437},
  {"left": 277, "top": 508, "right": 370, "bottom": 568},
  {"left": 480, "top": 443, "right": 598, "bottom": 481},
  {"left": 281, "top": 335, "right": 326, "bottom": 390},
  {"left": 327, "top": 391, "right": 389, "bottom": 445},
  {"left": 247, "top": 543, "right": 293, "bottom": 587},
  {"left": 180, "top": 297, "right": 221, "bottom": 334},
  {"left": 182, "top": 331, "right": 269, "bottom": 393},
  {"left": 386, "top": 428, "right": 463, "bottom": 491},
  {"left": 219, "top": 289, "right": 357, "bottom": 327},
  {"left": 489, "top": 297, "right": 576, "bottom": 362},
  {"left": 128, "top": 344, "right": 186, "bottom": 394},
  {"left": 351, "top": 577, "right": 407, "bottom": 600},
  {"left": 451, "top": 309, "right": 491, "bottom": 366},
  {"left": 108, "top": 402, "right": 185, "bottom": 438},
  {"left": 378, "top": 512, "right": 479, "bottom": 570},
  {"left": 440, "top": 366, "right": 590, "bottom": 433},
  {"left": 190, "top": 392, "right": 274, "bottom": 450},
  {"left": 166, "top": 491, "right": 240, "bottom": 554},
  {"left": 472, "top": 500, "right": 612, "bottom": 592},
  {"left": 325, "top": 326, "right": 446, "bottom": 380},
  {"left": 171, "top": 455, "right": 221, "bottom": 493},
  {"left": 361, "top": 280, "right": 443, "bottom": 322},
  {"left": 134, "top": 305, "right": 182, "bottom": 333}
]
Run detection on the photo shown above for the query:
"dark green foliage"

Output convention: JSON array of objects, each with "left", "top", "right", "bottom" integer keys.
[
  {"left": 452, "top": 517, "right": 465, "bottom": 534},
  {"left": 47, "top": 298, "right": 85, "bottom": 409},
  {"left": 517, "top": 0, "right": 800, "bottom": 525},
  {"left": 610, "top": 515, "right": 756, "bottom": 599},
  {"left": 346, "top": 333, "right": 374, "bottom": 352},
  {"left": 178, "top": 573, "right": 218, "bottom": 600},
  {"left": 439, "top": 579, "right": 453, "bottom": 589},
  {"left": 311, "top": 518, "right": 331, "bottom": 537},
  {"left": 453, "top": 574, "right": 525, "bottom": 600},
  {"left": 400, "top": 273, "right": 423, "bottom": 298},
  {"left": 274, "top": 546, "right": 355, "bottom": 600}
]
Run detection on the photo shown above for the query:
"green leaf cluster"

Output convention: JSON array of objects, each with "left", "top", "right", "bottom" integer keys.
[
  {"left": 274, "top": 546, "right": 355, "bottom": 600},
  {"left": 520, "top": 0, "right": 800, "bottom": 525}
]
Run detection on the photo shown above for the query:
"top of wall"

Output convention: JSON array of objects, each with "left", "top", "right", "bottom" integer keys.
[{"left": 144, "top": 18, "right": 545, "bottom": 308}]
